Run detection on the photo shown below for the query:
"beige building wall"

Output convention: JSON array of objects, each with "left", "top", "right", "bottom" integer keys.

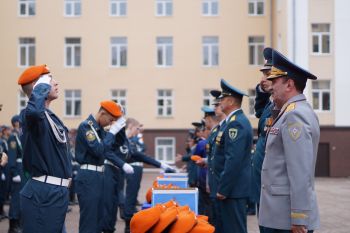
[{"left": 0, "top": 0, "right": 271, "bottom": 129}]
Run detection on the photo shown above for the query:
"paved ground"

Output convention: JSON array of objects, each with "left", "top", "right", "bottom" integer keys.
[{"left": 0, "top": 174, "right": 349, "bottom": 233}]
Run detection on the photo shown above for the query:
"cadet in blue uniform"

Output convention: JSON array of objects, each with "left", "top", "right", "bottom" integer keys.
[
  {"left": 75, "top": 100, "right": 132, "bottom": 233},
  {"left": 0, "top": 136, "right": 9, "bottom": 221},
  {"left": 259, "top": 49, "right": 320, "bottom": 233},
  {"left": 214, "top": 79, "right": 253, "bottom": 233},
  {"left": 251, "top": 48, "right": 274, "bottom": 233},
  {"left": 7, "top": 115, "right": 24, "bottom": 233},
  {"left": 17, "top": 65, "right": 72, "bottom": 233}
]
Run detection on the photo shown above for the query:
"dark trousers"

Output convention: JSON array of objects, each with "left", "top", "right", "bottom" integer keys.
[
  {"left": 76, "top": 170, "right": 104, "bottom": 233},
  {"left": 101, "top": 165, "right": 120, "bottom": 232},
  {"left": 261, "top": 228, "right": 313, "bottom": 233},
  {"left": 213, "top": 198, "right": 223, "bottom": 233},
  {"left": 198, "top": 187, "right": 212, "bottom": 219},
  {"left": 20, "top": 179, "right": 69, "bottom": 233},
  {"left": 124, "top": 165, "right": 143, "bottom": 220},
  {"left": 9, "top": 168, "right": 25, "bottom": 220},
  {"left": 218, "top": 198, "right": 247, "bottom": 233}
]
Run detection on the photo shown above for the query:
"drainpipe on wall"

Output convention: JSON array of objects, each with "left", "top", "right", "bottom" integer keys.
[
  {"left": 270, "top": 0, "right": 273, "bottom": 47},
  {"left": 292, "top": 0, "right": 296, "bottom": 62}
]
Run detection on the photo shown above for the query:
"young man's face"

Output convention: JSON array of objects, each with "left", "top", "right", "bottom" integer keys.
[{"left": 47, "top": 75, "right": 59, "bottom": 100}]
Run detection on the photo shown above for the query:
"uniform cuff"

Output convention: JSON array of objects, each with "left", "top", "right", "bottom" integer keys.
[{"left": 291, "top": 211, "right": 309, "bottom": 226}]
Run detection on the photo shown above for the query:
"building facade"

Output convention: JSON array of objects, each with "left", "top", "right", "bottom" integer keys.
[{"left": 0, "top": 0, "right": 349, "bottom": 176}]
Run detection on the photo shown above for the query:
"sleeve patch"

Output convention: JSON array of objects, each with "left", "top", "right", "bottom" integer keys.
[
  {"left": 229, "top": 128, "right": 238, "bottom": 140},
  {"left": 287, "top": 122, "right": 302, "bottom": 141},
  {"left": 85, "top": 130, "right": 96, "bottom": 142},
  {"left": 10, "top": 141, "right": 17, "bottom": 149}
]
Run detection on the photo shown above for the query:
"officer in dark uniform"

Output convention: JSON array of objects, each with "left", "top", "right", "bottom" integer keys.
[
  {"left": 251, "top": 48, "right": 274, "bottom": 233},
  {"left": 214, "top": 79, "right": 253, "bottom": 233},
  {"left": 7, "top": 115, "right": 24, "bottom": 233},
  {"left": 0, "top": 134, "right": 9, "bottom": 221},
  {"left": 17, "top": 65, "right": 72, "bottom": 233},
  {"left": 75, "top": 100, "right": 132, "bottom": 233}
]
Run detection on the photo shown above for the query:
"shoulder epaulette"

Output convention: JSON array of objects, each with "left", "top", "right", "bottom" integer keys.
[
  {"left": 285, "top": 103, "right": 296, "bottom": 113},
  {"left": 229, "top": 115, "right": 236, "bottom": 122}
]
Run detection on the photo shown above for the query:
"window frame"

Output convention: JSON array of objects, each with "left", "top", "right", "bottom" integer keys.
[
  {"left": 110, "top": 37, "right": 128, "bottom": 67},
  {"left": 18, "top": 37, "right": 35, "bottom": 67},
  {"left": 248, "top": 36, "right": 265, "bottom": 66},
  {"left": 202, "top": 36, "right": 219, "bottom": 67},
  {"left": 64, "top": 38, "right": 81, "bottom": 68},
  {"left": 110, "top": 89, "right": 127, "bottom": 114},
  {"left": 247, "top": 88, "right": 256, "bottom": 116},
  {"left": 18, "top": 91, "right": 28, "bottom": 113},
  {"left": 155, "top": 137, "right": 176, "bottom": 163},
  {"left": 64, "top": 89, "right": 82, "bottom": 118},
  {"left": 110, "top": 0, "right": 127, "bottom": 17},
  {"left": 64, "top": 0, "right": 82, "bottom": 17},
  {"left": 311, "top": 80, "right": 331, "bottom": 112},
  {"left": 18, "top": 0, "right": 35, "bottom": 17},
  {"left": 248, "top": 0, "right": 265, "bottom": 16},
  {"left": 156, "top": 37, "right": 173, "bottom": 67},
  {"left": 202, "top": 0, "right": 219, "bottom": 16},
  {"left": 311, "top": 23, "right": 331, "bottom": 55},
  {"left": 157, "top": 89, "right": 173, "bottom": 117},
  {"left": 155, "top": 0, "right": 173, "bottom": 17}
]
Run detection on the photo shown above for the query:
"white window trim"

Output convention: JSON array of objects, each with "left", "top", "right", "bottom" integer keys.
[
  {"left": 202, "top": 37, "right": 219, "bottom": 67},
  {"left": 155, "top": 137, "right": 176, "bottom": 163},
  {"left": 64, "top": 90, "right": 82, "bottom": 118},
  {"left": 248, "top": 0, "right": 265, "bottom": 16},
  {"left": 109, "top": 0, "right": 127, "bottom": 17},
  {"left": 156, "top": 39, "right": 173, "bottom": 67},
  {"left": 110, "top": 89, "right": 127, "bottom": 113},
  {"left": 110, "top": 39, "right": 127, "bottom": 67},
  {"left": 311, "top": 31, "right": 331, "bottom": 55},
  {"left": 248, "top": 89, "right": 256, "bottom": 117},
  {"left": 18, "top": 0, "right": 35, "bottom": 17},
  {"left": 202, "top": 0, "right": 219, "bottom": 16},
  {"left": 157, "top": 90, "right": 173, "bottom": 117},
  {"left": 18, "top": 91, "right": 28, "bottom": 113},
  {"left": 64, "top": 0, "right": 81, "bottom": 17},
  {"left": 203, "top": 89, "right": 213, "bottom": 106},
  {"left": 155, "top": 0, "right": 172, "bottom": 17},
  {"left": 248, "top": 36, "right": 265, "bottom": 66},
  {"left": 64, "top": 39, "right": 81, "bottom": 68},
  {"left": 18, "top": 38, "right": 35, "bottom": 68},
  {"left": 311, "top": 81, "right": 331, "bottom": 113}
]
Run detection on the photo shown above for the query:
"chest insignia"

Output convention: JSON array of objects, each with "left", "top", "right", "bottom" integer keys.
[
  {"left": 269, "top": 127, "right": 279, "bottom": 135},
  {"left": 229, "top": 128, "right": 238, "bottom": 140},
  {"left": 86, "top": 130, "right": 96, "bottom": 142},
  {"left": 10, "top": 141, "right": 17, "bottom": 149}
]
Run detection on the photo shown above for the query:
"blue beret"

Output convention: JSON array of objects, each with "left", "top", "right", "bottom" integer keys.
[
  {"left": 201, "top": 106, "right": 215, "bottom": 117},
  {"left": 268, "top": 49, "right": 317, "bottom": 80},
  {"left": 260, "top": 47, "right": 273, "bottom": 71},
  {"left": 219, "top": 79, "right": 248, "bottom": 98},
  {"left": 11, "top": 115, "right": 20, "bottom": 125}
]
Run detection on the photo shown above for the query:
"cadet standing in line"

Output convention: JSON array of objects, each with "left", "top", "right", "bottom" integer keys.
[
  {"left": 259, "top": 49, "right": 320, "bottom": 233},
  {"left": 75, "top": 101, "right": 133, "bottom": 233},
  {"left": 214, "top": 79, "right": 253, "bottom": 233},
  {"left": 7, "top": 115, "right": 24, "bottom": 233},
  {"left": 251, "top": 47, "right": 274, "bottom": 233},
  {"left": 17, "top": 65, "right": 72, "bottom": 233},
  {"left": 0, "top": 132, "right": 9, "bottom": 221}
]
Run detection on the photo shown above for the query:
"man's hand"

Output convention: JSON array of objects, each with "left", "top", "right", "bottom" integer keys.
[
  {"left": 291, "top": 225, "right": 308, "bottom": 233},
  {"left": 110, "top": 117, "right": 126, "bottom": 135},
  {"left": 12, "top": 175, "right": 21, "bottom": 183},
  {"left": 0, "top": 152, "right": 8, "bottom": 167},
  {"left": 175, "top": 153, "right": 183, "bottom": 163},
  {"left": 33, "top": 74, "right": 52, "bottom": 89},
  {"left": 195, "top": 158, "right": 207, "bottom": 167},
  {"left": 122, "top": 163, "right": 134, "bottom": 174},
  {"left": 216, "top": 192, "right": 226, "bottom": 200}
]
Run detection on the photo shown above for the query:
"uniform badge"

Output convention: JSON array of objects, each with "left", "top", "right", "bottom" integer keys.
[
  {"left": 10, "top": 141, "right": 17, "bottom": 149},
  {"left": 269, "top": 127, "right": 279, "bottom": 135},
  {"left": 229, "top": 128, "right": 238, "bottom": 140},
  {"left": 288, "top": 122, "right": 302, "bottom": 141},
  {"left": 85, "top": 130, "right": 96, "bottom": 142}
]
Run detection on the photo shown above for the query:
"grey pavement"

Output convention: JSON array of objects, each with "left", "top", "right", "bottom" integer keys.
[{"left": 0, "top": 174, "right": 349, "bottom": 233}]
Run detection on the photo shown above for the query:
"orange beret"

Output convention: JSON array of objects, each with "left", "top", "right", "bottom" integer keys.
[
  {"left": 18, "top": 65, "right": 50, "bottom": 85},
  {"left": 169, "top": 210, "right": 197, "bottom": 233},
  {"left": 163, "top": 200, "right": 177, "bottom": 208},
  {"left": 150, "top": 206, "right": 178, "bottom": 233},
  {"left": 191, "top": 155, "right": 202, "bottom": 162},
  {"left": 146, "top": 187, "right": 153, "bottom": 204},
  {"left": 100, "top": 100, "right": 122, "bottom": 118},
  {"left": 188, "top": 219, "right": 215, "bottom": 233},
  {"left": 197, "top": 215, "right": 209, "bottom": 222},
  {"left": 130, "top": 204, "right": 164, "bottom": 233}
]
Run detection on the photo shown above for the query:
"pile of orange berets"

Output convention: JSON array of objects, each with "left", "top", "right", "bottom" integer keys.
[
  {"left": 130, "top": 200, "right": 215, "bottom": 233},
  {"left": 145, "top": 178, "right": 181, "bottom": 204}
]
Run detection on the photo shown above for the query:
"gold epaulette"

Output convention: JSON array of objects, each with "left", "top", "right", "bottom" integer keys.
[
  {"left": 229, "top": 115, "right": 236, "bottom": 122},
  {"left": 285, "top": 103, "right": 296, "bottom": 113},
  {"left": 213, "top": 128, "right": 218, "bottom": 133}
]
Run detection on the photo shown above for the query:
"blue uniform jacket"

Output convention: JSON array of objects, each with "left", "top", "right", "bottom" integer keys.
[
  {"left": 7, "top": 131, "right": 23, "bottom": 177},
  {"left": 75, "top": 114, "right": 124, "bottom": 168},
  {"left": 251, "top": 84, "right": 273, "bottom": 202},
  {"left": 194, "top": 139, "right": 208, "bottom": 190},
  {"left": 21, "top": 83, "right": 71, "bottom": 179},
  {"left": 0, "top": 139, "right": 8, "bottom": 173},
  {"left": 207, "top": 124, "right": 219, "bottom": 198},
  {"left": 214, "top": 109, "right": 253, "bottom": 198}
]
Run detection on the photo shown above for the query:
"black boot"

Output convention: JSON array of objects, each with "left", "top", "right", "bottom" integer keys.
[{"left": 124, "top": 219, "right": 130, "bottom": 233}]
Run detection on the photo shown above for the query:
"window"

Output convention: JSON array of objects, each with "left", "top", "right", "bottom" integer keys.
[
  {"left": 248, "top": 0, "right": 264, "bottom": 15},
  {"left": 65, "top": 90, "right": 81, "bottom": 117},
  {"left": 312, "top": 24, "right": 330, "bottom": 54},
  {"left": 156, "top": 0, "right": 172, "bottom": 16},
  {"left": 202, "top": 0, "right": 218, "bottom": 16},
  {"left": 18, "top": 38, "right": 35, "bottom": 67},
  {"left": 202, "top": 36, "right": 219, "bottom": 67},
  {"left": 155, "top": 137, "right": 175, "bottom": 163},
  {"left": 157, "top": 89, "right": 173, "bottom": 117},
  {"left": 110, "top": 0, "right": 127, "bottom": 16},
  {"left": 18, "top": 91, "right": 28, "bottom": 113},
  {"left": 18, "top": 0, "right": 35, "bottom": 16},
  {"left": 203, "top": 89, "right": 212, "bottom": 106},
  {"left": 312, "top": 80, "right": 331, "bottom": 111},
  {"left": 64, "top": 0, "right": 81, "bottom": 17},
  {"left": 157, "top": 37, "right": 173, "bottom": 67},
  {"left": 65, "top": 38, "right": 81, "bottom": 67},
  {"left": 248, "top": 89, "right": 256, "bottom": 116},
  {"left": 249, "top": 36, "right": 264, "bottom": 65},
  {"left": 111, "top": 37, "right": 127, "bottom": 67},
  {"left": 111, "top": 89, "right": 127, "bottom": 114}
]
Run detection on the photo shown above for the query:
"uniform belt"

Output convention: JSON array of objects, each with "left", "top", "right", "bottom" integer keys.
[
  {"left": 130, "top": 162, "right": 143, "bottom": 167},
  {"left": 104, "top": 160, "right": 119, "bottom": 169},
  {"left": 80, "top": 164, "right": 104, "bottom": 172},
  {"left": 16, "top": 158, "right": 23, "bottom": 163},
  {"left": 32, "top": 175, "right": 71, "bottom": 187}
]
